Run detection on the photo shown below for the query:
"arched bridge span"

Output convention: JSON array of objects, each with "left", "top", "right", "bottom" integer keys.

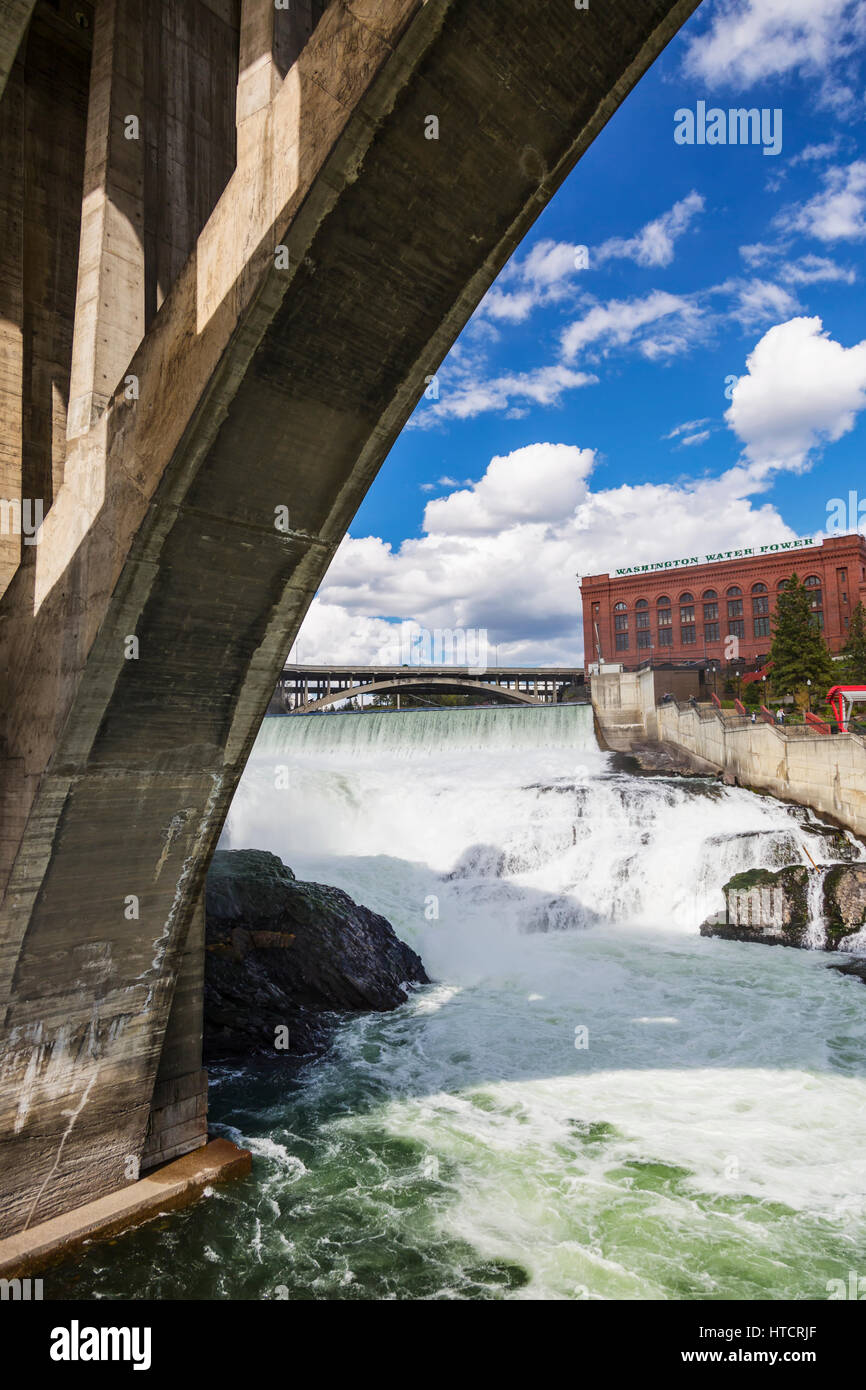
[{"left": 0, "top": 0, "right": 701, "bottom": 1235}]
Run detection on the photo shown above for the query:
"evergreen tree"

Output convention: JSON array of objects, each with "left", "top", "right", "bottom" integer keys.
[
  {"left": 769, "top": 572, "right": 833, "bottom": 698},
  {"left": 842, "top": 601, "right": 866, "bottom": 684},
  {"left": 742, "top": 679, "right": 762, "bottom": 707}
]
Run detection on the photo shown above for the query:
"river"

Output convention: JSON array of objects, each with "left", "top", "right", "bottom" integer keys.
[{"left": 50, "top": 704, "right": 866, "bottom": 1300}]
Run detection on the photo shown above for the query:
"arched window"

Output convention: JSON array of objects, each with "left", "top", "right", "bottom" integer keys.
[
  {"left": 703, "top": 586, "right": 719, "bottom": 622},
  {"left": 657, "top": 595, "right": 670, "bottom": 605},
  {"left": 752, "top": 582, "right": 769, "bottom": 618},
  {"left": 679, "top": 592, "right": 694, "bottom": 603},
  {"left": 777, "top": 578, "right": 789, "bottom": 589},
  {"left": 613, "top": 601, "right": 627, "bottom": 611},
  {"left": 727, "top": 583, "right": 744, "bottom": 620},
  {"left": 635, "top": 599, "right": 648, "bottom": 609},
  {"left": 805, "top": 575, "right": 823, "bottom": 627}
]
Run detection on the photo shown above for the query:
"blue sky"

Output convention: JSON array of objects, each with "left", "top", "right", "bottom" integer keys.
[{"left": 298, "top": 0, "right": 866, "bottom": 667}]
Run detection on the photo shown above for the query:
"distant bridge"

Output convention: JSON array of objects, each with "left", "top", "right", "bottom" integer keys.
[{"left": 274, "top": 665, "right": 587, "bottom": 713}]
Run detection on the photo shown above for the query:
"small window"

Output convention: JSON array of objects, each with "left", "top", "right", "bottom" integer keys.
[
  {"left": 637, "top": 631, "right": 651, "bottom": 649},
  {"left": 614, "top": 601, "right": 627, "bottom": 612},
  {"left": 751, "top": 582, "right": 767, "bottom": 593},
  {"left": 614, "top": 614, "right": 628, "bottom": 632},
  {"left": 703, "top": 589, "right": 717, "bottom": 600},
  {"left": 804, "top": 575, "right": 821, "bottom": 587},
  {"left": 728, "top": 599, "right": 743, "bottom": 618},
  {"left": 777, "top": 578, "right": 789, "bottom": 589},
  {"left": 635, "top": 599, "right": 649, "bottom": 609},
  {"left": 680, "top": 591, "right": 694, "bottom": 603},
  {"left": 657, "top": 595, "right": 670, "bottom": 605},
  {"left": 754, "top": 617, "right": 770, "bottom": 638},
  {"left": 703, "top": 602, "right": 718, "bottom": 621},
  {"left": 728, "top": 619, "right": 745, "bottom": 639},
  {"left": 704, "top": 622, "right": 720, "bottom": 643},
  {"left": 657, "top": 628, "right": 673, "bottom": 647},
  {"left": 752, "top": 595, "right": 769, "bottom": 616},
  {"left": 636, "top": 611, "right": 650, "bottom": 630},
  {"left": 658, "top": 607, "right": 672, "bottom": 627},
  {"left": 680, "top": 605, "right": 695, "bottom": 624},
  {"left": 615, "top": 633, "right": 629, "bottom": 651},
  {"left": 726, "top": 585, "right": 742, "bottom": 597},
  {"left": 681, "top": 626, "right": 696, "bottom": 645}
]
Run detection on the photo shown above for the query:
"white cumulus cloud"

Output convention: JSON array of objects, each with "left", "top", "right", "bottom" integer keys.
[{"left": 726, "top": 316, "right": 866, "bottom": 469}]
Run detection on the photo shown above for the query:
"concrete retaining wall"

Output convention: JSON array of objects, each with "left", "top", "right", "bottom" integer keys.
[{"left": 593, "top": 670, "right": 866, "bottom": 839}]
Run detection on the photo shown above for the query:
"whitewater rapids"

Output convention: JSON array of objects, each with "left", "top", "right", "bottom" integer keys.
[{"left": 52, "top": 704, "right": 866, "bottom": 1300}]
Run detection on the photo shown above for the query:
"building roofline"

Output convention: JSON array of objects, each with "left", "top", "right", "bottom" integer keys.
[{"left": 580, "top": 533, "right": 866, "bottom": 589}]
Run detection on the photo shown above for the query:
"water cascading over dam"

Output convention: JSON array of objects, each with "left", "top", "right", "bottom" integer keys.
[{"left": 47, "top": 703, "right": 866, "bottom": 1300}]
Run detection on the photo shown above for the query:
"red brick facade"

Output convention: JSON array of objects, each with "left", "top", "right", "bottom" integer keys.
[{"left": 580, "top": 535, "right": 866, "bottom": 673}]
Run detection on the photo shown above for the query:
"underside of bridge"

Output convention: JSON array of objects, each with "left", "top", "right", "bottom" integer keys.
[{"left": 0, "top": 0, "right": 700, "bottom": 1235}]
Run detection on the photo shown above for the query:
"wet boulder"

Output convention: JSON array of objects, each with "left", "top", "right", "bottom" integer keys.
[
  {"left": 701, "top": 862, "right": 866, "bottom": 951},
  {"left": 700, "top": 865, "right": 811, "bottom": 948},
  {"left": 204, "top": 848, "right": 429, "bottom": 1060},
  {"left": 824, "top": 865, "right": 866, "bottom": 946}
]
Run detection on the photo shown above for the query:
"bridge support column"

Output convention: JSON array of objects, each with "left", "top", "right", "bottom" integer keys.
[
  {"left": 67, "top": 0, "right": 146, "bottom": 440},
  {"left": 0, "top": 45, "right": 23, "bottom": 595},
  {"left": 141, "top": 895, "right": 207, "bottom": 1172}
]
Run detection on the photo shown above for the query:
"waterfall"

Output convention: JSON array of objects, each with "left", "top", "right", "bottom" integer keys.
[
  {"left": 224, "top": 705, "right": 864, "bottom": 944},
  {"left": 805, "top": 866, "right": 829, "bottom": 950}
]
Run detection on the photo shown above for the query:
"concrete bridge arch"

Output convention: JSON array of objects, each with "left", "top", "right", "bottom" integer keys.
[
  {"left": 295, "top": 676, "right": 542, "bottom": 712},
  {"left": 0, "top": 0, "right": 701, "bottom": 1235}
]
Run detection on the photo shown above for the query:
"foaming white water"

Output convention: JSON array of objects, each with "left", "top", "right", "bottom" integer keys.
[
  {"left": 225, "top": 705, "right": 859, "bottom": 951},
  {"left": 213, "top": 705, "right": 866, "bottom": 1300}
]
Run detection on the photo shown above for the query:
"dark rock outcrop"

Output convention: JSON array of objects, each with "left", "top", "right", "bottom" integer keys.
[{"left": 204, "top": 849, "right": 429, "bottom": 1060}]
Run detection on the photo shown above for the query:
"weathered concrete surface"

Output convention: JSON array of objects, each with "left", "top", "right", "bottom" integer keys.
[
  {"left": 0, "top": 1137, "right": 251, "bottom": 1278},
  {"left": 140, "top": 896, "right": 208, "bottom": 1170},
  {"left": 0, "top": 1, "right": 94, "bottom": 595},
  {"left": 656, "top": 703, "right": 866, "bottom": 837},
  {"left": 0, "top": 0, "right": 36, "bottom": 100},
  {"left": 0, "top": 0, "right": 701, "bottom": 1236}
]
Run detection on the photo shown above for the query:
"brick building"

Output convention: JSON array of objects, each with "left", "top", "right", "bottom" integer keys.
[{"left": 580, "top": 534, "right": 866, "bottom": 673}]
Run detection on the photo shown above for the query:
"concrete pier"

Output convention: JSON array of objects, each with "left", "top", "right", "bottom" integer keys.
[{"left": 0, "top": 1138, "right": 252, "bottom": 1279}]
